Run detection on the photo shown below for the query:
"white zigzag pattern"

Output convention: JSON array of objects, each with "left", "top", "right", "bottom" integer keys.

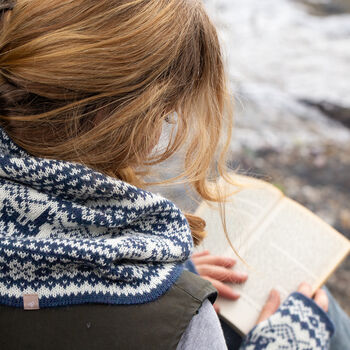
[
  {"left": 241, "top": 293, "right": 333, "bottom": 350},
  {"left": 0, "top": 128, "right": 193, "bottom": 307}
]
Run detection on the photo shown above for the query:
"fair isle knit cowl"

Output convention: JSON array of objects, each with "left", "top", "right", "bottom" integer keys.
[{"left": 0, "top": 127, "right": 193, "bottom": 308}]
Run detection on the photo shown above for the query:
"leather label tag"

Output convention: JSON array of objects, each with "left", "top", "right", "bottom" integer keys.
[{"left": 23, "top": 294, "right": 40, "bottom": 310}]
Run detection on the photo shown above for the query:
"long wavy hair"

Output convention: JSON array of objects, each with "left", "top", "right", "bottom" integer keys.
[{"left": 0, "top": 0, "right": 233, "bottom": 245}]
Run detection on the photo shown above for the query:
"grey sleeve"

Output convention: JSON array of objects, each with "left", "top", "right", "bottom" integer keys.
[{"left": 177, "top": 299, "right": 228, "bottom": 350}]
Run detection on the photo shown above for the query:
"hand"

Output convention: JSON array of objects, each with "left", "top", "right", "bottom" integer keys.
[
  {"left": 192, "top": 250, "right": 248, "bottom": 312},
  {"left": 256, "top": 282, "right": 329, "bottom": 324},
  {"left": 297, "top": 282, "right": 328, "bottom": 312}
]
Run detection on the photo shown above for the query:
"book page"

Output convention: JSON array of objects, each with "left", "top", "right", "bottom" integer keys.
[
  {"left": 195, "top": 175, "right": 283, "bottom": 255},
  {"left": 267, "top": 198, "right": 350, "bottom": 289},
  {"left": 216, "top": 196, "right": 350, "bottom": 335}
]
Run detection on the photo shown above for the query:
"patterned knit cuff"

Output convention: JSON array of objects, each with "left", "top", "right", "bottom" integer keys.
[{"left": 240, "top": 292, "right": 334, "bottom": 350}]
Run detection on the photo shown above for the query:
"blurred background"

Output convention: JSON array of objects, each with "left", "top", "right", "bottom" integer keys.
[{"left": 156, "top": 0, "right": 350, "bottom": 313}]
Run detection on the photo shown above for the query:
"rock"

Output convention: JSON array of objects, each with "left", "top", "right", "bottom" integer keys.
[
  {"left": 299, "top": 99, "right": 350, "bottom": 128},
  {"left": 299, "top": 0, "right": 350, "bottom": 16}
]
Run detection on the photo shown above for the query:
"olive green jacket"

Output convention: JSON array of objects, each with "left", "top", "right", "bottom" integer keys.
[{"left": 0, "top": 271, "right": 217, "bottom": 350}]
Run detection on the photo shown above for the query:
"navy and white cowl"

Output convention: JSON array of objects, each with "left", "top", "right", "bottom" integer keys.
[{"left": 0, "top": 127, "right": 193, "bottom": 308}]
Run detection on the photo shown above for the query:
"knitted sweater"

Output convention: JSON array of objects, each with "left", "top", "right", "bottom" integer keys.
[
  {"left": 0, "top": 127, "right": 193, "bottom": 307},
  {"left": 240, "top": 292, "right": 334, "bottom": 349},
  {"left": 0, "top": 127, "right": 334, "bottom": 349}
]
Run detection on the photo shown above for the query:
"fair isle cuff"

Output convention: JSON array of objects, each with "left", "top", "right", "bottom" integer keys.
[{"left": 241, "top": 292, "right": 334, "bottom": 350}]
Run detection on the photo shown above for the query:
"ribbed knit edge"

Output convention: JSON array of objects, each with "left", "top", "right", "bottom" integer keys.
[{"left": 0, "top": 264, "right": 184, "bottom": 308}]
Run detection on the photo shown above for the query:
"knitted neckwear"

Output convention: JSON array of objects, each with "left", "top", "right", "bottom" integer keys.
[{"left": 0, "top": 128, "right": 193, "bottom": 308}]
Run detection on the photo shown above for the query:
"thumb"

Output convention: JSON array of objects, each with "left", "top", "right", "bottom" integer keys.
[{"left": 256, "top": 289, "right": 280, "bottom": 324}]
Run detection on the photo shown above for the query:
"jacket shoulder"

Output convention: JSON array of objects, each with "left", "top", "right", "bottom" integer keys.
[{"left": 0, "top": 270, "right": 217, "bottom": 350}]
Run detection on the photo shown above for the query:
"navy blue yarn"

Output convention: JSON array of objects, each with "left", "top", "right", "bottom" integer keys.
[{"left": 0, "top": 128, "right": 193, "bottom": 308}]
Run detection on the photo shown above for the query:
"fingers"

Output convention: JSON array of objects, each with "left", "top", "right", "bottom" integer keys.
[
  {"left": 203, "top": 276, "right": 241, "bottom": 300},
  {"left": 192, "top": 251, "right": 248, "bottom": 303},
  {"left": 196, "top": 264, "right": 248, "bottom": 284},
  {"left": 256, "top": 289, "right": 280, "bottom": 324},
  {"left": 297, "top": 282, "right": 313, "bottom": 298},
  {"left": 314, "top": 289, "right": 329, "bottom": 312},
  {"left": 192, "top": 250, "right": 210, "bottom": 258},
  {"left": 192, "top": 255, "right": 236, "bottom": 268},
  {"left": 298, "top": 282, "right": 329, "bottom": 312}
]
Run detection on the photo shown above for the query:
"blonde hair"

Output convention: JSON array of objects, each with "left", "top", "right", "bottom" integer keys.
[{"left": 0, "top": 0, "right": 233, "bottom": 245}]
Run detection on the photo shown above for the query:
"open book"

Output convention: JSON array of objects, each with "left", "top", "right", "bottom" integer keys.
[{"left": 195, "top": 174, "right": 350, "bottom": 336}]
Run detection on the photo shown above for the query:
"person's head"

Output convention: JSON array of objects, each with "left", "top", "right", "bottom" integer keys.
[{"left": 0, "top": 0, "right": 233, "bottom": 244}]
